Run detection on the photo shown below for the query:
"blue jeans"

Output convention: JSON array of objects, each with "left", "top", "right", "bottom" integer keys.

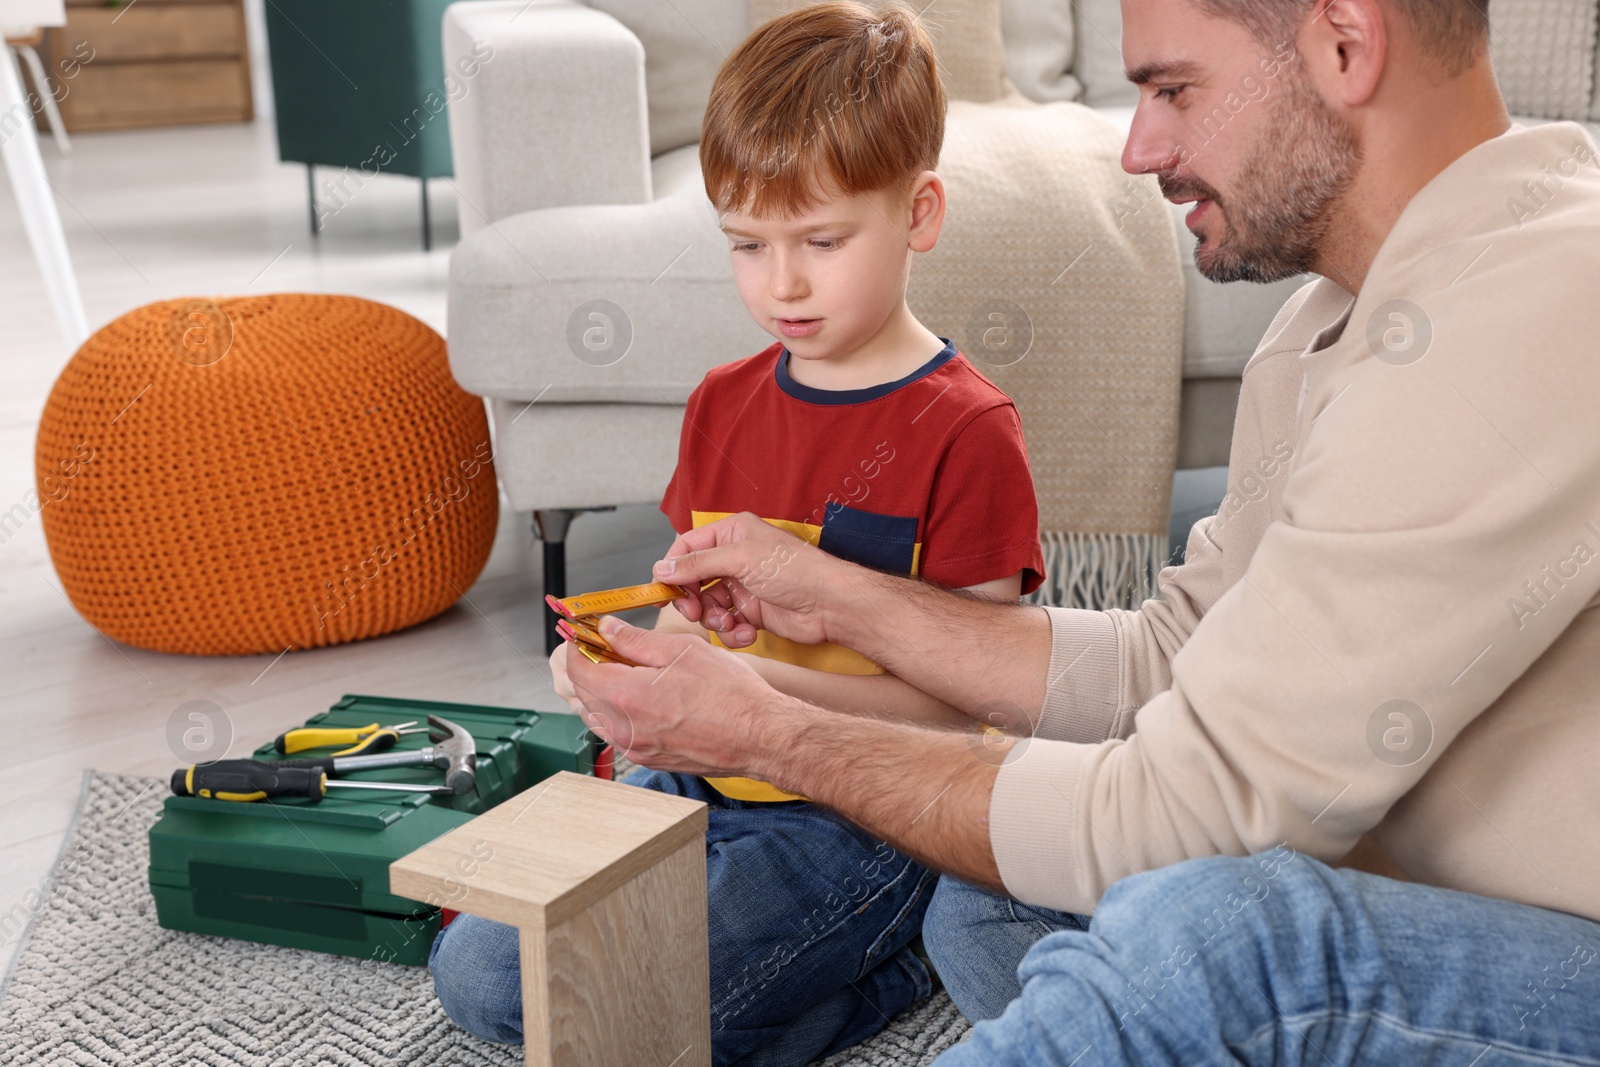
[
  {"left": 922, "top": 874, "right": 1090, "bottom": 1022},
  {"left": 428, "top": 767, "right": 936, "bottom": 1066},
  {"left": 924, "top": 847, "right": 1600, "bottom": 1066}
]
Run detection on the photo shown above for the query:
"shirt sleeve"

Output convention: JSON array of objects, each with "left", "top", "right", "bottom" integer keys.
[
  {"left": 1031, "top": 513, "right": 1233, "bottom": 747},
  {"left": 919, "top": 403, "right": 1045, "bottom": 593},
  {"left": 1019, "top": 280, "right": 1339, "bottom": 750}
]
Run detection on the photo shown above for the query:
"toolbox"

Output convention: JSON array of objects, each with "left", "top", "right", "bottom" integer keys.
[{"left": 148, "top": 694, "right": 600, "bottom": 965}]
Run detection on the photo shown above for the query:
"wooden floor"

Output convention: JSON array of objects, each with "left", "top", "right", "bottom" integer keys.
[{"left": 0, "top": 119, "right": 678, "bottom": 975}]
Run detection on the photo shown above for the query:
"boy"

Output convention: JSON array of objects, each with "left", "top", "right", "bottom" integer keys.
[{"left": 428, "top": 3, "right": 1044, "bottom": 1063}]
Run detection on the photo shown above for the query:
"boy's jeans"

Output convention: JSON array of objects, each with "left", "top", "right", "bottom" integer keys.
[
  {"left": 427, "top": 766, "right": 936, "bottom": 1067},
  {"left": 924, "top": 849, "right": 1600, "bottom": 1066}
]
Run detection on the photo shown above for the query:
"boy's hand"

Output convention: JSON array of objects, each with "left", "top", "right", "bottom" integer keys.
[
  {"left": 565, "top": 615, "right": 789, "bottom": 780},
  {"left": 654, "top": 512, "right": 846, "bottom": 648}
]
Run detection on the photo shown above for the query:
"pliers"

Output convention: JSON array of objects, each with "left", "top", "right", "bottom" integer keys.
[{"left": 272, "top": 720, "right": 428, "bottom": 757}]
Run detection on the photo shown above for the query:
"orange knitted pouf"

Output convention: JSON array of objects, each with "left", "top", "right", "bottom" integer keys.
[{"left": 35, "top": 294, "right": 499, "bottom": 656}]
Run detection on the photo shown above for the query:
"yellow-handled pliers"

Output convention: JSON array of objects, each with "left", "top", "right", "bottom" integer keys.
[{"left": 272, "top": 720, "right": 426, "bottom": 757}]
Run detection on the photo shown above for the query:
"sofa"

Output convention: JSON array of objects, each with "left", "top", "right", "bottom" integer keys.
[{"left": 436, "top": 0, "right": 1600, "bottom": 647}]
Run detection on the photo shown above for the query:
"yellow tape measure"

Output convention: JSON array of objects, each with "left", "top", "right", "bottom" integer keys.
[
  {"left": 550, "top": 581, "right": 697, "bottom": 667},
  {"left": 547, "top": 581, "right": 687, "bottom": 620}
]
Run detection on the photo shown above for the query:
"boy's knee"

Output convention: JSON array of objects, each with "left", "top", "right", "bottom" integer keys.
[
  {"left": 922, "top": 876, "right": 1040, "bottom": 1022},
  {"left": 922, "top": 876, "right": 1006, "bottom": 974},
  {"left": 428, "top": 914, "right": 524, "bottom": 1044}
]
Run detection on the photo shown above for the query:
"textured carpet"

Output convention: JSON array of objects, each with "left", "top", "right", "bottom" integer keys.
[{"left": 0, "top": 772, "right": 970, "bottom": 1066}]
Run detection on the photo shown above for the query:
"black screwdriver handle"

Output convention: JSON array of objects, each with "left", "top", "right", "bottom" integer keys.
[{"left": 171, "top": 760, "right": 327, "bottom": 803}]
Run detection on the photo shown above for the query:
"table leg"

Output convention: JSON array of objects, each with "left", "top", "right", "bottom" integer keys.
[{"left": 0, "top": 44, "right": 87, "bottom": 348}]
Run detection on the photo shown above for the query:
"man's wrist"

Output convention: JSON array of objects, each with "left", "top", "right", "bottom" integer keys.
[
  {"left": 816, "top": 561, "right": 895, "bottom": 653},
  {"left": 742, "top": 691, "right": 819, "bottom": 793}
]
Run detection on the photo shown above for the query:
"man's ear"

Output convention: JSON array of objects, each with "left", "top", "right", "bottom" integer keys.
[
  {"left": 1303, "top": 0, "right": 1385, "bottom": 107},
  {"left": 907, "top": 171, "right": 946, "bottom": 253}
]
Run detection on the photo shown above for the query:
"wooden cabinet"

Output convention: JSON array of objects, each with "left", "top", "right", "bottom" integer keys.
[{"left": 40, "top": 0, "right": 253, "bottom": 131}]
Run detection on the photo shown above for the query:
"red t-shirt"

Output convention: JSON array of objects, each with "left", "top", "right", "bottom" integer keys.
[
  {"left": 662, "top": 338, "right": 1044, "bottom": 801},
  {"left": 662, "top": 337, "right": 1044, "bottom": 603}
]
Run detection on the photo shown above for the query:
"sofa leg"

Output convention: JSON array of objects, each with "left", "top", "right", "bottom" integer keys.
[
  {"left": 420, "top": 178, "right": 431, "bottom": 252},
  {"left": 532, "top": 508, "right": 621, "bottom": 653},
  {"left": 307, "top": 164, "right": 319, "bottom": 238},
  {"left": 534, "top": 510, "right": 575, "bottom": 654}
]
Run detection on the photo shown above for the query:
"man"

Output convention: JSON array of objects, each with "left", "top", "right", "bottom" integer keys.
[{"left": 565, "top": 0, "right": 1600, "bottom": 1061}]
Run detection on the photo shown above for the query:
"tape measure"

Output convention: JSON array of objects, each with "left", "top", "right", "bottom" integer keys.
[
  {"left": 549, "top": 581, "right": 695, "bottom": 666},
  {"left": 546, "top": 581, "right": 688, "bottom": 620},
  {"left": 557, "top": 618, "right": 632, "bottom": 665}
]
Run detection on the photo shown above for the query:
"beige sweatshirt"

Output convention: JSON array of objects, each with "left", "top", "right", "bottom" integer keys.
[{"left": 990, "top": 120, "right": 1600, "bottom": 922}]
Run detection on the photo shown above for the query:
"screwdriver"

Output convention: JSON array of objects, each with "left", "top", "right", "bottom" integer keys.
[
  {"left": 273, "top": 720, "right": 425, "bottom": 756},
  {"left": 171, "top": 760, "right": 455, "bottom": 803}
]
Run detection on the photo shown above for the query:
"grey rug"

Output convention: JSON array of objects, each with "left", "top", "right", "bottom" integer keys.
[{"left": 0, "top": 773, "right": 970, "bottom": 1066}]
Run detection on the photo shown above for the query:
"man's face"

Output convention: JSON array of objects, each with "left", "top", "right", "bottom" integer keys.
[
  {"left": 718, "top": 181, "right": 914, "bottom": 362},
  {"left": 1120, "top": 0, "right": 1362, "bottom": 283}
]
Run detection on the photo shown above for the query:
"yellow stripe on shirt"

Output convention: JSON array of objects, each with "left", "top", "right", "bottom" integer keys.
[{"left": 688, "top": 511, "right": 920, "bottom": 801}]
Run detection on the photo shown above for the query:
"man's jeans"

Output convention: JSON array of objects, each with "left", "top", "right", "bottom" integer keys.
[
  {"left": 924, "top": 848, "right": 1600, "bottom": 1066},
  {"left": 428, "top": 766, "right": 936, "bottom": 1067}
]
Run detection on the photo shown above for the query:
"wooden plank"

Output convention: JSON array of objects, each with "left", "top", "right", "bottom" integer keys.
[
  {"left": 233, "top": 0, "right": 252, "bottom": 121},
  {"left": 530, "top": 839, "right": 710, "bottom": 1067},
  {"left": 67, "top": 0, "right": 223, "bottom": 6},
  {"left": 56, "top": 59, "right": 248, "bottom": 131},
  {"left": 390, "top": 772, "right": 706, "bottom": 926},
  {"left": 57, "top": 3, "right": 243, "bottom": 62}
]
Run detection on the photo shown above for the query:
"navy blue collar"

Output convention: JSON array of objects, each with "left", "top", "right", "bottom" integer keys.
[{"left": 775, "top": 338, "right": 957, "bottom": 405}]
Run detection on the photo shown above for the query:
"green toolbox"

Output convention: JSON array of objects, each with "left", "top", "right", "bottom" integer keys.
[{"left": 148, "top": 694, "right": 600, "bottom": 965}]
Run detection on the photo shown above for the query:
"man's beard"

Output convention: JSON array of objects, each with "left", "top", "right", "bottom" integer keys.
[{"left": 1161, "top": 65, "right": 1362, "bottom": 284}]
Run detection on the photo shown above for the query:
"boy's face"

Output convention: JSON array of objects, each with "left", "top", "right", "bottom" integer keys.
[{"left": 718, "top": 175, "right": 941, "bottom": 362}]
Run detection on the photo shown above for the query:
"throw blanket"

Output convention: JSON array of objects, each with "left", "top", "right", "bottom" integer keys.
[{"left": 906, "top": 94, "right": 1185, "bottom": 609}]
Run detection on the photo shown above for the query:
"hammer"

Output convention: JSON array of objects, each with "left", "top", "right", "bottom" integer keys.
[{"left": 274, "top": 714, "right": 478, "bottom": 795}]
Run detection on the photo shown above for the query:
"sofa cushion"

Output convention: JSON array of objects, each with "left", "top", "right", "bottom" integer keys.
[
  {"left": 1000, "top": 0, "right": 1080, "bottom": 103},
  {"left": 1173, "top": 228, "right": 1310, "bottom": 380},
  {"left": 1071, "top": 0, "right": 1137, "bottom": 107},
  {"left": 488, "top": 398, "right": 683, "bottom": 510},
  {"left": 587, "top": 0, "right": 748, "bottom": 157},
  {"left": 749, "top": 0, "right": 1009, "bottom": 102},
  {"left": 1593, "top": 29, "right": 1600, "bottom": 119},
  {"left": 1489, "top": 0, "right": 1598, "bottom": 122},
  {"left": 447, "top": 143, "right": 771, "bottom": 403},
  {"left": 443, "top": 0, "right": 653, "bottom": 234}
]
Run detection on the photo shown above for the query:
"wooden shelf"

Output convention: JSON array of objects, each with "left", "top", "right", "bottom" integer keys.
[{"left": 41, "top": 0, "right": 253, "bottom": 132}]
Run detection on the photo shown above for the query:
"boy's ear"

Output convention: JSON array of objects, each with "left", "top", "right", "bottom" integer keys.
[{"left": 907, "top": 171, "right": 945, "bottom": 253}]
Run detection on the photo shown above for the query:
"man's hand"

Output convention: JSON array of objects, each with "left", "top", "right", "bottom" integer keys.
[
  {"left": 656, "top": 512, "right": 1054, "bottom": 723},
  {"left": 550, "top": 640, "right": 577, "bottom": 706},
  {"left": 654, "top": 512, "right": 849, "bottom": 648},
  {"left": 550, "top": 608, "right": 711, "bottom": 711},
  {"left": 564, "top": 614, "right": 793, "bottom": 779},
  {"left": 566, "top": 613, "right": 1007, "bottom": 892}
]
